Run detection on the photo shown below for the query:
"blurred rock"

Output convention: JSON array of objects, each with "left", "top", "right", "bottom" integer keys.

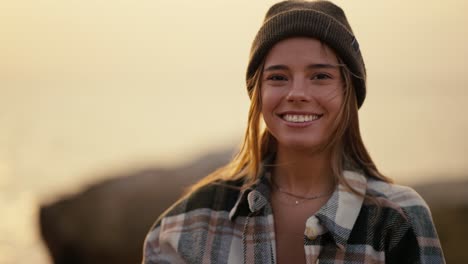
[{"left": 39, "top": 149, "right": 233, "bottom": 264}]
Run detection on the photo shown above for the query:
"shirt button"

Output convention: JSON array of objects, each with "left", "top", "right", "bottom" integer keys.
[
  {"left": 305, "top": 226, "right": 317, "bottom": 239},
  {"left": 305, "top": 216, "right": 326, "bottom": 239},
  {"left": 247, "top": 191, "right": 266, "bottom": 212}
]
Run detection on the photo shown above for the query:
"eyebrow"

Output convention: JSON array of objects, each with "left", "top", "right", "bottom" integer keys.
[{"left": 263, "top": 63, "right": 343, "bottom": 72}]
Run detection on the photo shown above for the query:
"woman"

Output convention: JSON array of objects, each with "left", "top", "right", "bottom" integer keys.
[{"left": 143, "top": 1, "right": 445, "bottom": 263}]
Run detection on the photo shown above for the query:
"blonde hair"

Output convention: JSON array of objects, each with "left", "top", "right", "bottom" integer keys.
[{"left": 184, "top": 53, "right": 392, "bottom": 198}]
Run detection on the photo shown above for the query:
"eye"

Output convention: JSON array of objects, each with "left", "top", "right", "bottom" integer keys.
[
  {"left": 311, "top": 73, "right": 332, "bottom": 80},
  {"left": 266, "top": 74, "right": 288, "bottom": 81}
]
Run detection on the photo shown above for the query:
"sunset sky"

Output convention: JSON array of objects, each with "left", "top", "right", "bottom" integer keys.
[{"left": 1, "top": 1, "right": 467, "bottom": 262}]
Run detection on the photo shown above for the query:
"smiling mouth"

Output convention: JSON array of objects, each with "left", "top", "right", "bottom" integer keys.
[{"left": 280, "top": 114, "right": 323, "bottom": 123}]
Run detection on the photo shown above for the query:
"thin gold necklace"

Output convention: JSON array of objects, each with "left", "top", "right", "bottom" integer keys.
[{"left": 271, "top": 178, "right": 333, "bottom": 205}]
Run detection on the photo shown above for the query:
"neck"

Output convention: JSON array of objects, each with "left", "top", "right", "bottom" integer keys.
[{"left": 272, "top": 146, "right": 336, "bottom": 196}]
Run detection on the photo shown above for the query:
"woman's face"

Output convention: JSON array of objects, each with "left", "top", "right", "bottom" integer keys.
[{"left": 261, "top": 37, "right": 344, "bottom": 152}]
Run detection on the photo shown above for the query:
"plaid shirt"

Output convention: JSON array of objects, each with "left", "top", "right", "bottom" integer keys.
[{"left": 142, "top": 169, "right": 445, "bottom": 264}]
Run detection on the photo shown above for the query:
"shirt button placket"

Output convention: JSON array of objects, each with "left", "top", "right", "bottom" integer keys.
[{"left": 304, "top": 216, "right": 326, "bottom": 264}]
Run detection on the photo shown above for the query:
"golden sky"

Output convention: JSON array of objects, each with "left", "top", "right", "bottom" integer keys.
[
  {"left": 1, "top": 1, "right": 468, "bottom": 263},
  {"left": 1, "top": 0, "right": 468, "bottom": 195}
]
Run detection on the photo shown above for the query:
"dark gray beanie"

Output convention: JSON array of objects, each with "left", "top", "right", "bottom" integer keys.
[{"left": 246, "top": 0, "right": 366, "bottom": 108}]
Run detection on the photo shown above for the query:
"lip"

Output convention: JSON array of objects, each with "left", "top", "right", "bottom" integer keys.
[
  {"left": 276, "top": 111, "right": 324, "bottom": 128},
  {"left": 277, "top": 111, "right": 323, "bottom": 116}
]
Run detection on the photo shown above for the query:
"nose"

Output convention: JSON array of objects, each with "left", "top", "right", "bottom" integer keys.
[{"left": 286, "top": 78, "right": 310, "bottom": 102}]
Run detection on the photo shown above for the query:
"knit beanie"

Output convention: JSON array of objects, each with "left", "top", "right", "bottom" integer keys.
[{"left": 246, "top": 0, "right": 366, "bottom": 108}]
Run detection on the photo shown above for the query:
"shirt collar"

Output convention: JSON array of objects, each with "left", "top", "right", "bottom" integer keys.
[
  {"left": 308, "top": 170, "right": 367, "bottom": 248},
  {"left": 228, "top": 162, "right": 368, "bottom": 249},
  {"left": 229, "top": 175, "right": 273, "bottom": 219},
  {"left": 228, "top": 157, "right": 274, "bottom": 220}
]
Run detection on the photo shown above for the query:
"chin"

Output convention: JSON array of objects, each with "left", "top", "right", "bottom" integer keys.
[{"left": 277, "top": 137, "right": 327, "bottom": 152}]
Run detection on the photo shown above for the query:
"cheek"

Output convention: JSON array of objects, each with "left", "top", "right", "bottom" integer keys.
[
  {"left": 260, "top": 88, "right": 269, "bottom": 115},
  {"left": 328, "top": 95, "right": 343, "bottom": 110},
  {"left": 261, "top": 88, "right": 281, "bottom": 113},
  {"left": 321, "top": 88, "right": 344, "bottom": 112},
  {"left": 322, "top": 85, "right": 343, "bottom": 101}
]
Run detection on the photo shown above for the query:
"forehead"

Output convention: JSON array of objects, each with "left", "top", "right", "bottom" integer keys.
[{"left": 264, "top": 37, "right": 339, "bottom": 66}]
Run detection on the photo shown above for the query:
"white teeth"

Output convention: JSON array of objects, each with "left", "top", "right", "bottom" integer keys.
[{"left": 283, "top": 114, "right": 320, "bottom": 123}]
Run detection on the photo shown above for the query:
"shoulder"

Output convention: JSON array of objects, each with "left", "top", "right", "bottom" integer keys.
[
  {"left": 143, "top": 179, "right": 244, "bottom": 263},
  {"left": 364, "top": 179, "right": 446, "bottom": 262},
  {"left": 366, "top": 179, "right": 437, "bottom": 229},
  {"left": 366, "top": 178, "right": 430, "bottom": 213},
  {"left": 371, "top": 179, "right": 440, "bottom": 228},
  {"left": 357, "top": 179, "right": 433, "bottom": 237},
  {"left": 151, "top": 179, "right": 243, "bottom": 227}
]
